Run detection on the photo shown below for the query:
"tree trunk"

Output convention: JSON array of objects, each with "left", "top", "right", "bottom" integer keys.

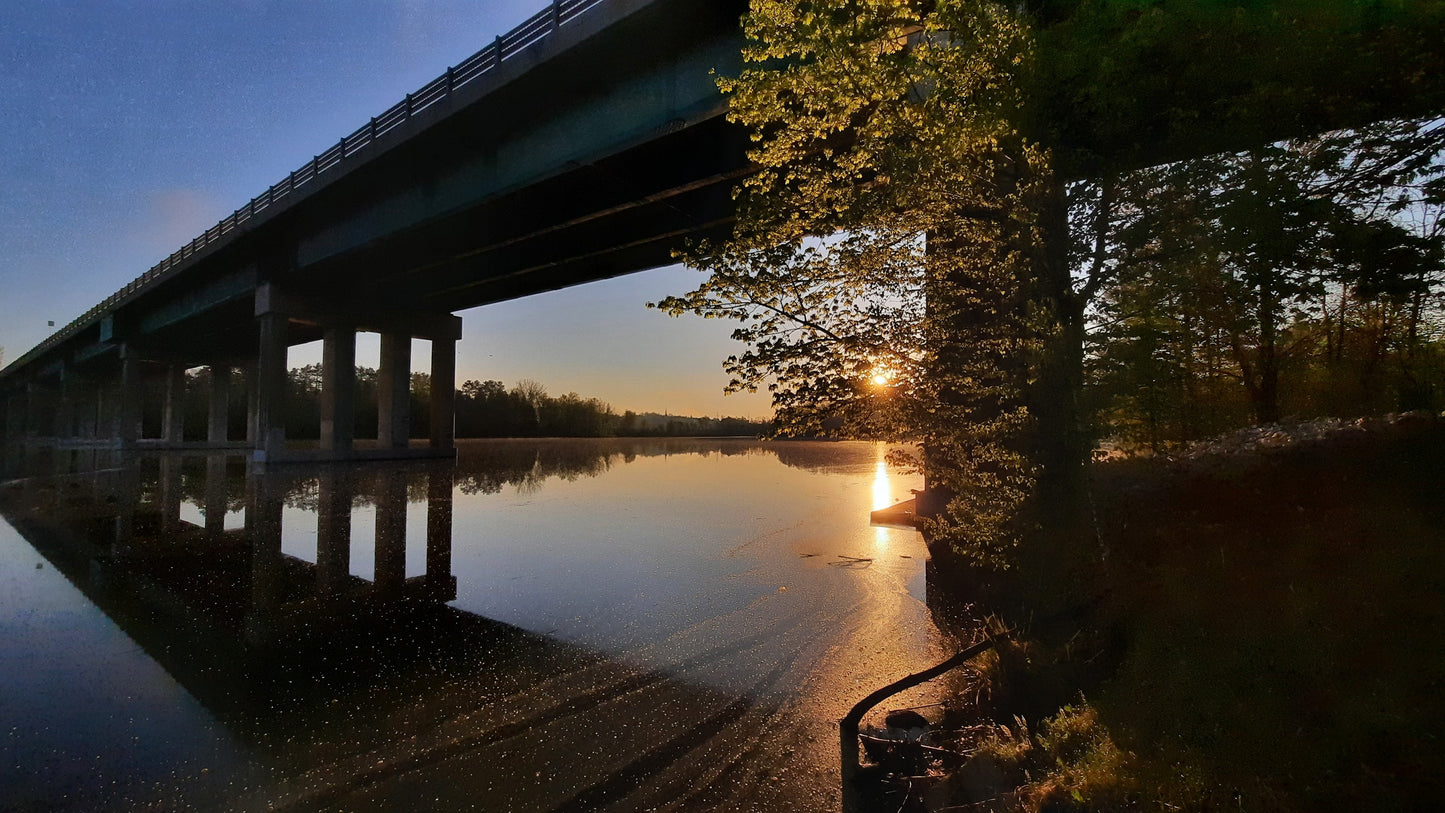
[
  {"left": 913, "top": 140, "right": 1093, "bottom": 611},
  {"left": 1023, "top": 183, "right": 1093, "bottom": 591},
  {"left": 1252, "top": 270, "right": 1282, "bottom": 425}
]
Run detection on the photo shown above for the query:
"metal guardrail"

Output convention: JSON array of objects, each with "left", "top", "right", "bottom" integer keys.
[
  {"left": 839, "top": 631, "right": 1009, "bottom": 813},
  {"left": 3, "top": 0, "right": 606, "bottom": 376}
]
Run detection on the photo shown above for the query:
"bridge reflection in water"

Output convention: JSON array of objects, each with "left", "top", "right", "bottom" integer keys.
[
  {"left": 5, "top": 452, "right": 453, "bottom": 638},
  {"left": 0, "top": 440, "right": 946, "bottom": 812}
]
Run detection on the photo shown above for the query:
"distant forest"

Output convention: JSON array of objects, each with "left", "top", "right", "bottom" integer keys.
[
  {"left": 160, "top": 369, "right": 770, "bottom": 441},
  {"left": 1081, "top": 119, "right": 1444, "bottom": 452}
]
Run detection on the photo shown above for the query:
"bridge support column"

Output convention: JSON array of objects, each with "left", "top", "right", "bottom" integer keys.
[
  {"left": 254, "top": 313, "right": 290, "bottom": 462},
  {"left": 74, "top": 379, "right": 97, "bottom": 441},
  {"left": 321, "top": 328, "right": 356, "bottom": 455},
  {"left": 1, "top": 392, "right": 21, "bottom": 462},
  {"left": 243, "top": 362, "right": 259, "bottom": 446},
  {"left": 104, "top": 381, "right": 126, "bottom": 444},
  {"left": 73, "top": 380, "right": 95, "bottom": 440},
  {"left": 1, "top": 393, "right": 12, "bottom": 443},
  {"left": 317, "top": 470, "right": 354, "bottom": 595},
  {"left": 65, "top": 374, "right": 91, "bottom": 441},
  {"left": 377, "top": 333, "right": 411, "bottom": 451},
  {"left": 89, "top": 384, "right": 107, "bottom": 441},
  {"left": 207, "top": 366, "right": 231, "bottom": 444},
  {"left": 429, "top": 338, "right": 456, "bottom": 451},
  {"left": 92, "top": 385, "right": 108, "bottom": 441},
  {"left": 118, "top": 348, "right": 142, "bottom": 448},
  {"left": 24, "top": 382, "right": 46, "bottom": 440},
  {"left": 55, "top": 371, "right": 76, "bottom": 441},
  {"left": 94, "top": 385, "right": 112, "bottom": 441},
  {"left": 162, "top": 363, "right": 187, "bottom": 445}
]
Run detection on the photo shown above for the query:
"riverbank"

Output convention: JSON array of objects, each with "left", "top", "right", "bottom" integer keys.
[{"left": 912, "top": 414, "right": 1445, "bottom": 811}]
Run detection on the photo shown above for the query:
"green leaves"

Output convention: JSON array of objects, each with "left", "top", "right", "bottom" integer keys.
[
  {"left": 651, "top": 0, "right": 1072, "bottom": 564},
  {"left": 662, "top": 0, "right": 1445, "bottom": 568},
  {"left": 1087, "top": 117, "right": 1445, "bottom": 442}
]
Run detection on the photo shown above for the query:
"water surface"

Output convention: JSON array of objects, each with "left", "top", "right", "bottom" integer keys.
[{"left": 0, "top": 438, "right": 955, "bottom": 811}]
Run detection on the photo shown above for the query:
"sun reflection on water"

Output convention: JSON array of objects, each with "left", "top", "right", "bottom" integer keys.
[
  {"left": 872, "top": 456, "right": 892, "bottom": 511},
  {"left": 872, "top": 446, "right": 894, "bottom": 547}
]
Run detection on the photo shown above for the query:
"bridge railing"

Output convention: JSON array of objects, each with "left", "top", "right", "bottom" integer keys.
[{"left": 6, "top": 0, "right": 608, "bottom": 375}]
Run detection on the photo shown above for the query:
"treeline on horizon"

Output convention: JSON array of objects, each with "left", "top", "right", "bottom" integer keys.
[
  {"left": 450, "top": 378, "right": 768, "bottom": 438},
  {"left": 156, "top": 370, "right": 770, "bottom": 441}
]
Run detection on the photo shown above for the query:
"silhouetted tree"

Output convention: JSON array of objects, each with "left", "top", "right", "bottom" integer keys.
[
  {"left": 659, "top": 0, "right": 1445, "bottom": 574},
  {"left": 1088, "top": 118, "right": 1445, "bottom": 448}
]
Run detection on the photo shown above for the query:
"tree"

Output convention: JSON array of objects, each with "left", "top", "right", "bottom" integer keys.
[
  {"left": 284, "top": 363, "right": 324, "bottom": 439},
  {"left": 462, "top": 379, "right": 505, "bottom": 401},
  {"left": 655, "top": 0, "right": 1084, "bottom": 573},
  {"left": 618, "top": 409, "right": 639, "bottom": 436},
  {"left": 457, "top": 379, "right": 532, "bottom": 437},
  {"left": 657, "top": 0, "right": 1445, "bottom": 577},
  {"left": 1089, "top": 118, "right": 1445, "bottom": 444},
  {"left": 510, "top": 379, "right": 546, "bottom": 436},
  {"left": 409, "top": 371, "right": 432, "bottom": 438},
  {"left": 539, "top": 392, "right": 615, "bottom": 437}
]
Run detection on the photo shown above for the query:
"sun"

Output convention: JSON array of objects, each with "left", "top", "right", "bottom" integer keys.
[{"left": 870, "top": 372, "right": 892, "bottom": 387}]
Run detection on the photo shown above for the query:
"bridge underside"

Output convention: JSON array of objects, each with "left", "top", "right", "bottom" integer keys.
[{"left": 0, "top": 0, "right": 751, "bottom": 466}]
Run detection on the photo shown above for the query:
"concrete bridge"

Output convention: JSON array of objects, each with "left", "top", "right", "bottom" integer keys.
[{"left": 0, "top": 0, "right": 749, "bottom": 463}]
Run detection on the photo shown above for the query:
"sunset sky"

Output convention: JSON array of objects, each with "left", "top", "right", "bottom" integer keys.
[{"left": 0, "top": 0, "right": 771, "bottom": 419}]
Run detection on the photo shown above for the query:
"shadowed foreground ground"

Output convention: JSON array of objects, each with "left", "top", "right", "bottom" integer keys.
[{"left": 930, "top": 416, "right": 1445, "bottom": 811}]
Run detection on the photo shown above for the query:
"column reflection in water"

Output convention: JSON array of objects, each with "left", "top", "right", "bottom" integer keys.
[
  {"left": 373, "top": 467, "right": 409, "bottom": 596},
  {"left": 236, "top": 460, "right": 460, "bottom": 643},
  {"left": 245, "top": 464, "right": 286, "bottom": 645},
  {"left": 159, "top": 454, "right": 183, "bottom": 534},
  {"left": 112, "top": 459, "right": 141, "bottom": 554},
  {"left": 316, "top": 469, "right": 354, "bottom": 596},
  {"left": 0, "top": 450, "right": 517, "bottom": 810},
  {"left": 426, "top": 463, "right": 456, "bottom": 600},
  {"left": 204, "top": 455, "right": 229, "bottom": 539}
]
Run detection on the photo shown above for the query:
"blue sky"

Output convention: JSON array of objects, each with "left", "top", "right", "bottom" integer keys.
[{"left": 0, "top": 0, "right": 769, "bottom": 419}]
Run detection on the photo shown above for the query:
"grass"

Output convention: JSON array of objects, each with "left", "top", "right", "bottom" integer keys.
[{"left": 941, "top": 416, "right": 1445, "bottom": 811}]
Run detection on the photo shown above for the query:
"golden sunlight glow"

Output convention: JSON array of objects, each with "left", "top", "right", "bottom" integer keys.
[
  {"left": 870, "top": 372, "right": 891, "bottom": 387},
  {"left": 872, "top": 447, "right": 893, "bottom": 547},
  {"left": 872, "top": 456, "right": 893, "bottom": 511}
]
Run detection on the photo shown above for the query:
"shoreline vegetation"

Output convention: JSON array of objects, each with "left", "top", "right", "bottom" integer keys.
[
  {"left": 669, "top": 3, "right": 1444, "bottom": 807},
  {"left": 863, "top": 413, "right": 1445, "bottom": 812},
  {"left": 151, "top": 370, "right": 773, "bottom": 440}
]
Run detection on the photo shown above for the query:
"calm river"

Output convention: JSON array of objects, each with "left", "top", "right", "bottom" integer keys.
[{"left": 0, "top": 439, "right": 959, "bottom": 811}]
